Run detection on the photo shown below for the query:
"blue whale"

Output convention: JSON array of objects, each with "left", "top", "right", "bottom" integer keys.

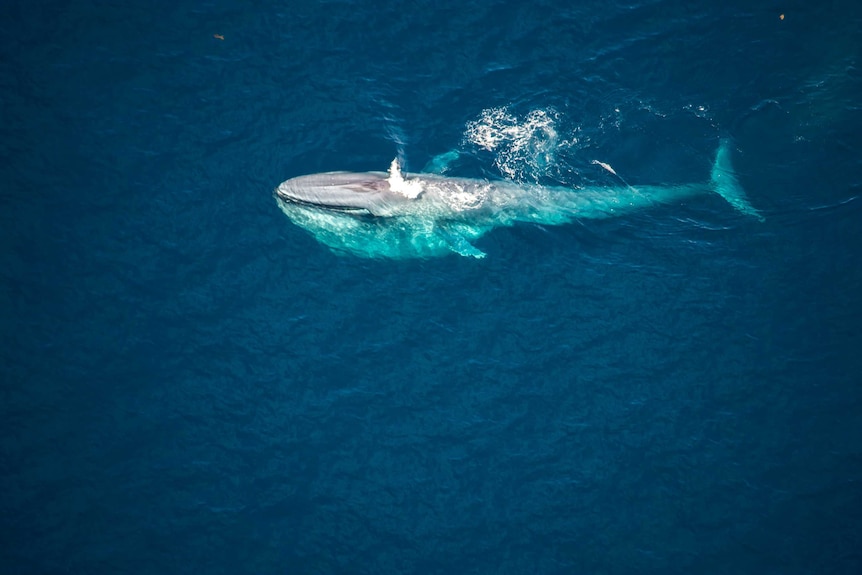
[{"left": 275, "top": 140, "right": 762, "bottom": 258}]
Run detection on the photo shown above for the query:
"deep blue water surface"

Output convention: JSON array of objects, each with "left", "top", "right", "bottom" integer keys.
[{"left": 3, "top": 1, "right": 862, "bottom": 573}]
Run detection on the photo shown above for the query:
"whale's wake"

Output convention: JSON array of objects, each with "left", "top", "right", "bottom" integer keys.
[{"left": 464, "top": 107, "right": 570, "bottom": 182}]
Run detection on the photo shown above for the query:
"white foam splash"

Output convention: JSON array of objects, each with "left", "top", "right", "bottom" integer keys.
[
  {"left": 387, "top": 158, "right": 424, "bottom": 199},
  {"left": 464, "top": 107, "right": 562, "bottom": 181},
  {"left": 440, "top": 181, "right": 488, "bottom": 211}
]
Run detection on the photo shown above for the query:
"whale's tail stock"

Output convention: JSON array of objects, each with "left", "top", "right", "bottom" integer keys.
[{"left": 710, "top": 139, "right": 765, "bottom": 221}]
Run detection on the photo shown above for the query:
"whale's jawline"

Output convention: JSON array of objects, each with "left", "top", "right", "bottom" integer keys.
[{"left": 276, "top": 195, "right": 386, "bottom": 221}]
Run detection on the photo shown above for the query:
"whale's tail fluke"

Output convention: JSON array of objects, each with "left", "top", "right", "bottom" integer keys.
[{"left": 710, "top": 139, "right": 764, "bottom": 221}]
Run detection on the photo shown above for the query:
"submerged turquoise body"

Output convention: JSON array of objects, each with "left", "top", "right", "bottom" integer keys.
[{"left": 276, "top": 140, "right": 762, "bottom": 259}]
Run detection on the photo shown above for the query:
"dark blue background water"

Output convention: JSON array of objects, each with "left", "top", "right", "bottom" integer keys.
[{"left": 3, "top": 0, "right": 861, "bottom": 573}]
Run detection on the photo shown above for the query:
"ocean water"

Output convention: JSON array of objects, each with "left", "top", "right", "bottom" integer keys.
[{"left": 2, "top": 0, "right": 862, "bottom": 573}]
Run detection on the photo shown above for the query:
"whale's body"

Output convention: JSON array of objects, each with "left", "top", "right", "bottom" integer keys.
[{"left": 275, "top": 140, "right": 762, "bottom": 258}]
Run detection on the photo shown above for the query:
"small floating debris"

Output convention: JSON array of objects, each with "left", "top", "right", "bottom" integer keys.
[{"left": 591, "top": 159, "right": 618, "bottom": 177}]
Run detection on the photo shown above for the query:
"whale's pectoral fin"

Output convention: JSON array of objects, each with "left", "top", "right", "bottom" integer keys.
[
  {"left": 437, "top": 225, "right": 486, "bottom": 258},
  {"left": 711, "top": 139, "right": 765, "bottom": 222},
  {"left": 422, "top": 150, "right": 462, "bottom": 175}
]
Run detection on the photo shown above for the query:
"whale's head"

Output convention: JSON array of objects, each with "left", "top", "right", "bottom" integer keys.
[{"left": 275, "top": 160, "right": 425, "bottom": 217}]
